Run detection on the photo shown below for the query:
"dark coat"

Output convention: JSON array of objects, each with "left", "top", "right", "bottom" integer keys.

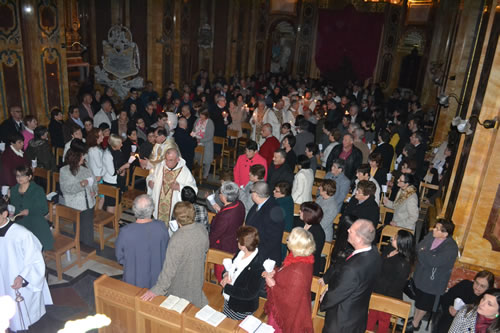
[
  {"left": 373, "top": 167, "right": 388, "bottom": 187},
  {"left": 173, "top": 127, "right": 197, "bottom": 170},
  {"left": 63, "top": 118, "right": 83, "bottom": 143},
  {"left": 294, "top": 220, "right": 326, "bottom": 276},
  {"left": 78, "top": 103, "right": 96, "bottom": 121},
  {"left": 223, "top": 253, "right": 264, "bottom": 313},
  {"left": 208, "top": 103, "right": 232, "bottom": 138},
  {"left": 373, "top": 246, "right": 411, "bottom": 299},
  {"left": 321, "top": 246, "right": 382, "bottom": 333},
  {"left": 246, "top": 197, "right": 285, "bottom": 266},
  {"left": 25, "top": 139, "right": 57, "bottom": 171},
  {"left": 267, "top": 163, "right": 294, "bottom": 190},
  {"left": 373, "top": 143, "right": 394, "bottom": 171},
  {"left": 48, "top": 120, "right": 64, "bottom": 148},
  {"left": 209, "top": 200, "right": 245, "bottom": 254},
  {"left": 0, "top": 146, "right": 28, "bottom": 186},
  {"left": 343, "top": 196, "right": 380, "bottom": 227},
  {"left": 414, "top": 142, "right": 428, "bottom": 180},
  {"left": 325, "top": 144, "right": 363, "bottom": 180},
  {"left": 0, "top": 117, "right": 22, "bottom": 143},
  {"left": 413, "top": 233, "right": 458, "bottom": 296}
]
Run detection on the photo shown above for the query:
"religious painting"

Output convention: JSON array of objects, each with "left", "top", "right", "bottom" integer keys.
[
  {"left": 484, "top": 184, "right": 500, "bottom": 251},
  {"left": 269, "top": 21, "right": 295, "bottom": 73},
  {"left": 270, "top": 0, "right": 297, "bottom": 15}
]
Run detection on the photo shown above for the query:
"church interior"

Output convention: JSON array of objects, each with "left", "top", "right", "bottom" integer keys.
[{"left": 0, "top": 0, "right": 500, "bottom": 332}]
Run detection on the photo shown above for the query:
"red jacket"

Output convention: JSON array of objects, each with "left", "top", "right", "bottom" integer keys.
[
  {"left": 259, "top": 136, "right": 280, "bottom": 166},
  {"left": 233, "top": 152, "right": 268, "bottom": 187},
  {"left": 209, "top": 200, "right": 245, "bottom": 254}
]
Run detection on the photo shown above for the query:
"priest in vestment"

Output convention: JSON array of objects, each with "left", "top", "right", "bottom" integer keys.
[
  {"left": 147, "top": 148, "right": 197, "bottom": 225},
  {"left": 144, "top": 128, "right": 179, "bottom": 170},
  {"left": 0, "top": 200, "right": 52, "bottom": 332}
]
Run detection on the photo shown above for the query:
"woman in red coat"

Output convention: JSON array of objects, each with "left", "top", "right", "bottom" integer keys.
[
  {"left": 0, "top": 132, "right": 29, "bottom": 186},
  {"left": 263, "top": 227, "right": 315, "bottom": 333},
  {"left": 209, "top": 181, "right": 246, "bottom": 281}
]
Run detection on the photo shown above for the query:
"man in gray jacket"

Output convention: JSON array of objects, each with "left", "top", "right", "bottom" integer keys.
[{"left": 141, "top": 201, "right": 209, "bottom": 308}]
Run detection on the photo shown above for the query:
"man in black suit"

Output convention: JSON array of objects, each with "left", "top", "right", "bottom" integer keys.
[
  {"left": 267, "top": 149, "right": 294, "bottom": 190},
  {"left": 0, "top": 106, "right": 24, "bottom": 143},
  {"left": 320, "top": 219, "right": 382, "bottom": 333},
  {"left": 373, "top": 129, "right": 394, "bottom": 171},
  {"left": 245, "top": 181, "right": 285, "bottom": 266},
  {"left": 173, "top": 117, "right": 197, "bottom": 170},
  {"left": 411, "top": 131, "right": 428, "bottom": 180}
]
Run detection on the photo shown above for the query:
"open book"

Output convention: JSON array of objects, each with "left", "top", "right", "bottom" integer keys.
[
  {"left": 239, "top": 315, "right": 275, "bottom": 333},
  {"left": 159, "top": 295, "right": 190, "bottom": 314},
  {"left": 194, "top": 305, "right": 226, "bottom": 327}
]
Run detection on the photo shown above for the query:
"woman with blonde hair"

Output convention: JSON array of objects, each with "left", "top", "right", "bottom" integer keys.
[
  {"left": 102, "top": 134, "right": 130, "bottom": 213},
  {"left": 263, "top": 227, "right": 315, "bottom": 332}
]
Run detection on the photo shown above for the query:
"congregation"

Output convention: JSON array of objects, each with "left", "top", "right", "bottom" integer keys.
[{"left": 0, "top": 72, "right": 499, "bottom": 333}]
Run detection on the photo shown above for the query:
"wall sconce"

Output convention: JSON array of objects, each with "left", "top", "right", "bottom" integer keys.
[
  {"left": 452, "top": 115, "right": 498, "bottom": 135},
  {"left": 437, "top": 93, "right": 462, "bottom": 108}
]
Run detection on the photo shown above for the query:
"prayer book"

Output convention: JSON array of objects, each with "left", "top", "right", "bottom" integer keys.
[
  {"left": 194, "top": 305, "right": 226, "bottom": 327},
  {"left": 239, "top": 315, "right": 275, "bottom": 333},
  {"left": 159, "top": 295, "right": 189, "bottom": 313}
]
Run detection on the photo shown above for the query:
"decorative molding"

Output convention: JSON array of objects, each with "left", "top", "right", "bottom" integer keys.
[
  {"left": 0, "top": 0, "right": 21, "bottom": 45},
  {"left": 37, "top": 0, "right": 60, "bottom": 44},
  {"left": 0, "top": 49, "right": 27, "bottom": 118},
  {"left": 40, "top": 47, "right": 64, "bottom": 117}
]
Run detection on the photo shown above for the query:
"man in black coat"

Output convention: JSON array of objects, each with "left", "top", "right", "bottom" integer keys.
[
  {"left": 326, "top": 133, "right": 363, "bottom": 180},
  {"left": 173, "top": 117, "right": 197, "bottom": 170},
  {"left": 267, "top": 149, "right": 294, "bottom": 190},
  {"left": 373, "top": 129, "right": 395, "bottom": 171},
  {"left": 0, "top": 106, "right": 24, "bottom": 143},
  {"left": 245, "top": 181, "right": 285, "bottom": 266},
  {"left": 411, "top": 131, "right": 428, "bottom": 180},
  {"left": 320, "top": 219, "right": 382, "bottom": 333},
  {"left": 208, "top": 95, "right": 232, "bottom": 138}
]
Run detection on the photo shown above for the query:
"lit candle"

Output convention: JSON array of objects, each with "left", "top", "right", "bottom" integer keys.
[{"left": 345, "top": 110, "right": 349, "bottom": 115}]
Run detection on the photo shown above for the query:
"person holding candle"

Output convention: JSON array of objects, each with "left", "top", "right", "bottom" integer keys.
[{"left": 220, "top": 226, "right": 264, "bottom": 320}]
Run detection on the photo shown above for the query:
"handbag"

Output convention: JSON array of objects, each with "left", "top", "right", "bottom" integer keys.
[{"left": 403, "top": 277, "right": 417, "bottom": 299}]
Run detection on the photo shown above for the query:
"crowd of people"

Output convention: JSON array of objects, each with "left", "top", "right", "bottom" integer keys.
[{"left": 0, "top": 72, "right": 498, "bottom": 333}]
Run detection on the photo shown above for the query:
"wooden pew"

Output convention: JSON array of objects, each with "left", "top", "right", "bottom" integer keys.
[
  {"left": 94, "top": 275, "right": 145, "bottom": 333},
  {"left": 183, "top": 304, "right": 240, "bottom": 333},
  {"left": 135, "top": 294, "right": 183, "bottom": 332}
]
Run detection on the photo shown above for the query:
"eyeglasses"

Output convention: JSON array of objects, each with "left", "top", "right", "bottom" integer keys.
[{"left": 473, "top": 280, "right": 489, "bottom": 290}]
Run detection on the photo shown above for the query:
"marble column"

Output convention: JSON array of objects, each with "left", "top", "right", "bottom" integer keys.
[
  {"left": 432, "top": 0, "right": 485, "bottom": 145},
  {"left": 448, "top": 1, "right": 500, "bottom": 272}
]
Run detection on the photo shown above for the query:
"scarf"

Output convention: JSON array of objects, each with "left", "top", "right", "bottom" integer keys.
[
  {"left": 282, "top": 252, "right": 314, "bottom": 268},
  {"left": 476, "top": 313, "right": 494, "bottom": 333},
  {"left": 394, "top": 185, "right": 417, "bottom": 207},
  {"left": 193, "top": 118, "right": 207, "bottom": 139}
]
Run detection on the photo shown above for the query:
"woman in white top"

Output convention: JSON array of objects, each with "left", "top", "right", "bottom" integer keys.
[
  {"left": 292, "top": 155, "right": 314, "bottom": 204},
  {"left": 220, "top": 226, "right": 263, "bottom": 320},
  {"left": 86, "top": 128, "right": 105, "bottom": 209},
  {"left": 102, "top": 134, "right": 130, "bottom": 214}
]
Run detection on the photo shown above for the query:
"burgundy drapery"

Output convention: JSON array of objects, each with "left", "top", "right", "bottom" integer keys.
[{"left": 315, "top": 5, "right": 385, "bottom": 81}]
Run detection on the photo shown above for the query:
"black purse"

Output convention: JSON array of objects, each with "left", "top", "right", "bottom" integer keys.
[{"left": 403, "top": 277, "right": 417, "bottom": 300}]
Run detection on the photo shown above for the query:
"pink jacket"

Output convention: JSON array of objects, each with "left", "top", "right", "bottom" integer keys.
[
  {"left": 22, "top": 130, "right": 34, "bottom": 150},
  {"left": 233, "top": 152, "right": 268, "bottom": 187}
]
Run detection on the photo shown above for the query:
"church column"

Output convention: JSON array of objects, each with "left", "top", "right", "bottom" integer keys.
[
  {"left": 447, "top": 0, "right": 500, "bottom": 272},
  {"left": 419, "top": 0, "right": 460, "bottom": 112},
  {"left": 147, "top": 0, "right": 163, "bottom": 89},
  {"left": 17, "top": 0, "right": 69, "bottom": 124},
  {"left": 172, "top": 0, "right": 182, "bottom": 86},
  {"left": 246, "top": 0, "right": 258, "bottom": 75},
  {"left": 432, "top": 0, "right": 486, "bottom": 144}
]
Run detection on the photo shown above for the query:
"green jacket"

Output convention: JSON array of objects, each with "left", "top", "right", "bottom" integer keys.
[{"left": 10, "top": 182, "right": 54, "bottom": 250}]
